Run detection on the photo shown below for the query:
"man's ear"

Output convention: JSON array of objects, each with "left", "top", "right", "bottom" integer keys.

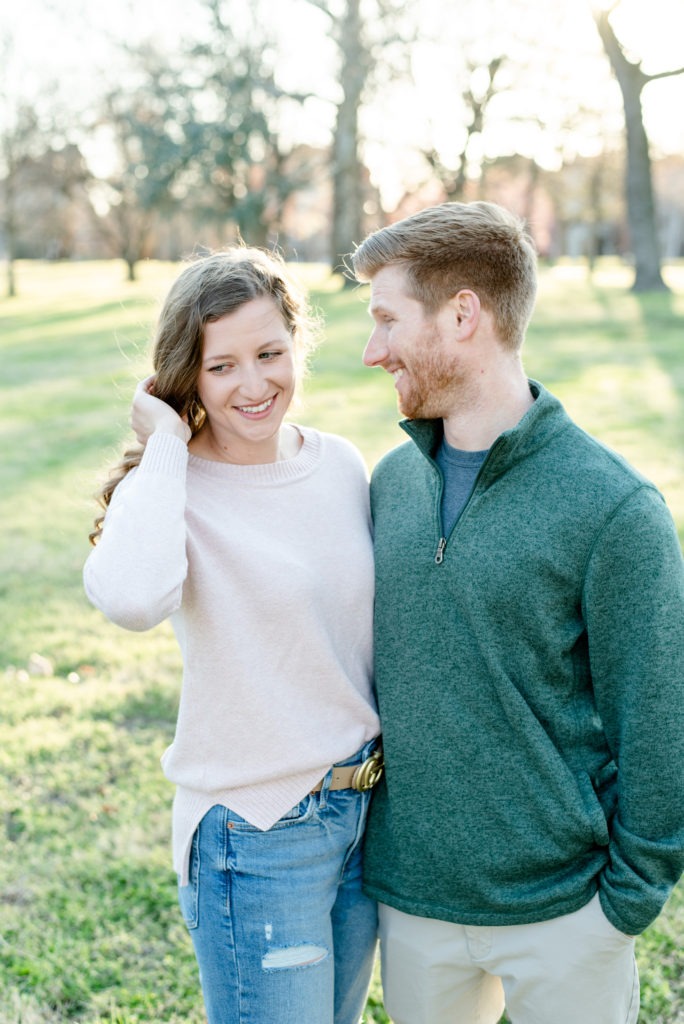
[{"left": 450, "top": 289, "right": 481, "bottom": 338}]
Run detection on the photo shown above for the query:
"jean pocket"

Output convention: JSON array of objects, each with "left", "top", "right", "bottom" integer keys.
[
  {"left": 227, "top": 795, "right": 316, "bottom": 833},
  {"left": 178, "top": 829, "right": 200, "bottom": 930}
]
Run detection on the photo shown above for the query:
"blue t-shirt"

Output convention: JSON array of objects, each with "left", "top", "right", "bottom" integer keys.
[{"left": 435, "top": 438, "right": 488, "bottom": 537}]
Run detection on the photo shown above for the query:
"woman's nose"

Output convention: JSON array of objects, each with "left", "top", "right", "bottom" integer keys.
[{"left": 238, "top": 362, "right": 270, "bottom": 399}]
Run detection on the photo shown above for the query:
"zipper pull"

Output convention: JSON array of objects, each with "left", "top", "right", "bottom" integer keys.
[{"left": 435, "top": 537, "right": 446, "bottom": 565}]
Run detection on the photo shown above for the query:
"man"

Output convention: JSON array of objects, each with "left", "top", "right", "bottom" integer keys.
[{"left": 352, "top": 201, "right": 684, "bottom": 1024}]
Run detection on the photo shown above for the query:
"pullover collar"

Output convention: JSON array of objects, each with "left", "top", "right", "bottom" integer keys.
[{"left": 400, "top": 380, "right": 572, "bottom": 484}]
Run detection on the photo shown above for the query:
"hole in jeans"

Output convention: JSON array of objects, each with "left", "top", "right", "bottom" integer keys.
[{"left": 261, "top": 944, "right": 329, "bottom": 971}]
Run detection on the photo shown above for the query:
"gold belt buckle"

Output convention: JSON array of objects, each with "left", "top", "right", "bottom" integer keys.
[{"left": 351, "top": 748, "right": 384, "bottom": 792}]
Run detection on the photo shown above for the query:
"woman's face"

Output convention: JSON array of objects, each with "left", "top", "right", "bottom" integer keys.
[{"left": 195, "top": 295, "right": 297, "bottom": 464}]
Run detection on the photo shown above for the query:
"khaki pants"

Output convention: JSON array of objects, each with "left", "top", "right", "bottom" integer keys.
[{"left": 379, "top": 894, "right": 640, "bottom": 1024}]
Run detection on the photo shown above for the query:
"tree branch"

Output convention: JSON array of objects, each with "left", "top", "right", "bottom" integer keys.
[
  {"left": 644, "top": 65, "right": 684, "bottom": 83},
  {"left": 594, "top": 9, "right": 648, "bottom": 92},
  {"left": 302, "top": 0, "right": 335, "bottom": 22}
]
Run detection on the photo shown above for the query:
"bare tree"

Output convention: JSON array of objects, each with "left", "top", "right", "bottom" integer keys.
[
  {"left": 0, "top": 105, "right": 33, "bottom": 298},
  {"left": 0, "top": 31, "right": 47, "bottom": 297},
  {"left": 304, "top": 0, "right": 369, "bottom": 274},
  {"left": 90, "top": 2, "right": 316, "bottom": 273},
  {"left": 423, "top": 56, "right": 505, "bottom": 202},
  {"left": 93, "top": 45, "right": 199, "bottom": 281},
  {"left": 0, "top": 101, "right": 81, "bottom": 296},
  {"left": 188, "top": 0, "right": 305, "bottom": 250},
  {"left": 594, "top": 3, "right": 684, "bottom": 291},
  {"left": 305, "top": 0, "right": 409, "bottom": 277},
  {"left": 329, "top": 0, "right": 368, "bottom": 273}
]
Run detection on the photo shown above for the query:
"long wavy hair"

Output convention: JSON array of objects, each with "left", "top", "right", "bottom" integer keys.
[{"left": 89, "top": 247, "right": 318, "bottom": 545}]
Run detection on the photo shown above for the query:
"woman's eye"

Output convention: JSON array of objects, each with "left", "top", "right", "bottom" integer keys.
[
  {"left": 208, "top": 363, "right": 232, "bottom": 374},
  {"left": 259, "top": 350, "right": 281, "bottom": 360}
]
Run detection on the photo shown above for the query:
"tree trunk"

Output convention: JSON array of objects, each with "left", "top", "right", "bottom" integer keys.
[
  {"left": 3, "top": 143, "right": 18, "bottom": 298},
  {"left": 622, "top": 89, "right": 666, "bottom": 291},
  {"left": 586, "top": 160, "right": 604, "bottom": 274},
  {"left": 5, "top": 209, "right": 17, "bottom": 297},
  {"left": 330, "top": 0, "right": 367, "bottom": 281},
  {"left": 595, "top": 11, "right": 668, "bottom": 292},
  {"left": 5, "top": 258, "right": 16, "bottom": 298}
]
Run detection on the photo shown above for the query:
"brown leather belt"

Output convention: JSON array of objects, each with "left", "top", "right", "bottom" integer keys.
[{"left": 311, "top": 747, "right": 384, "bottom": 794}]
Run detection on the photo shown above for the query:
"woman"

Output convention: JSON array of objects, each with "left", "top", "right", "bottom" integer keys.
[{"left": 84, "top": 247, "right": 382, "bottom": 1024}]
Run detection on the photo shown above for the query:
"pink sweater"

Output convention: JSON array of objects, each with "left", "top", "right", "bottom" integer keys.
[{"left": 84, "top": 428, "right": 380, "bottom": 883}]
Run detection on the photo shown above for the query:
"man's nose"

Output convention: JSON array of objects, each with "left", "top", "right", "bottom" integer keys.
[{"left": 362, "top": 328, "right": 388, "bottom": 367}]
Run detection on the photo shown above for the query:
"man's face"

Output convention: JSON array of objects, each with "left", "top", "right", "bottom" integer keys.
[{"left": 363, "top": 264, "right": 466, "bottom": 420}]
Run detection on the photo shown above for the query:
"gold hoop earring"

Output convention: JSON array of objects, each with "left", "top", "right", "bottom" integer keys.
[{"left": 188, "top": 396, "right": 206, "bottom": 432}]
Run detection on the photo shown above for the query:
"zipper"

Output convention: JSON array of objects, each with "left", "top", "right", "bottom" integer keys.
[{"left": 430, "top": 435, "right": 504, "bottom": 567}]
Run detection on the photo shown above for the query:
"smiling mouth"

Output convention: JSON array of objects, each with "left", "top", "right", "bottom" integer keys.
[
  {"left": 236, "top": 397, "right": 275, "bottom": 415},
  {"left": 391, "top": 369, "right": 404, "bottom": 383}
]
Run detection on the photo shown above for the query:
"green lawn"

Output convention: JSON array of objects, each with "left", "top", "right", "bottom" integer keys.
[{"left": 1, "top": 257, "right": 683, "bottom": 1023}]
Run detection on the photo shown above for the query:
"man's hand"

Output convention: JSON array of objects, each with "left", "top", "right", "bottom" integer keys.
[{"left": 130, "top": 376, "right": 192, "bottom": 446}]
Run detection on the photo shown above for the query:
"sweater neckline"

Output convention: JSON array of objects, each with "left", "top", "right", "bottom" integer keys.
[
  {"left": 398, "top": 381, "right": 574, "bottom": 484},
  {"left": 187, "top": 424, "right": 321, "bottom": 483}
]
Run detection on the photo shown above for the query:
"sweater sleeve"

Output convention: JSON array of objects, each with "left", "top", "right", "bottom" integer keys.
[
  {"left": 83, "top": 432, "right": 189, "bottom": 631},
  {"left": 582, "top": 484, "right": 684, "bottom": 935}
]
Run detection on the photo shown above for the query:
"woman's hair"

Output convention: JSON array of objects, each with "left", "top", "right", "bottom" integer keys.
[
  {"left": 89, "top": 246, "right": 318, "bottom": 545},
  {"left": 352, "top": 201, "right": 538, "bottom": 350}
]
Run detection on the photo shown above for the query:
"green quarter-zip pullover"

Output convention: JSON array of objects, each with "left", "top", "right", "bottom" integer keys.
[{"left": 365, "top": 381, "right": 684, "bottom": 936}]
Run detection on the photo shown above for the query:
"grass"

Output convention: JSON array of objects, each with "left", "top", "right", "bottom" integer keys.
[{"left": 1, "top": 256, "right": 683, "bottom": 1023}]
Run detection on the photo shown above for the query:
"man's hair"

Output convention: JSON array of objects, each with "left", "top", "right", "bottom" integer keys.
[{"left": 352, "top": 201, "right": 538, "bottom": 350}]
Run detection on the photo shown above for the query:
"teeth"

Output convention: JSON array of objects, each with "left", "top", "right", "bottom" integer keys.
[
  {"left": 392, "top": 369, "right": 404, "bottom": 381},
  {"left": 239, "top": 398, "right": 273, "bottom": 413}
]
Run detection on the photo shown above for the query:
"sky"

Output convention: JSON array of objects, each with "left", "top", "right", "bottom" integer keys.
[{"left": 3, "top": 0, "right": 684, "bottom": 209}]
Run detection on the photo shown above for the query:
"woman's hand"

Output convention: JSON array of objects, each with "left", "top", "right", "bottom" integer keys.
[{"left": 130, "top": 376, "right": 192, "bottom": 446}]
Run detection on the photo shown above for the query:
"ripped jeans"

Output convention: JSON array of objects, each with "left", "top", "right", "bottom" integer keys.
[{"left": 178, "top": 747, "right": 378, "bottom": 1024}]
